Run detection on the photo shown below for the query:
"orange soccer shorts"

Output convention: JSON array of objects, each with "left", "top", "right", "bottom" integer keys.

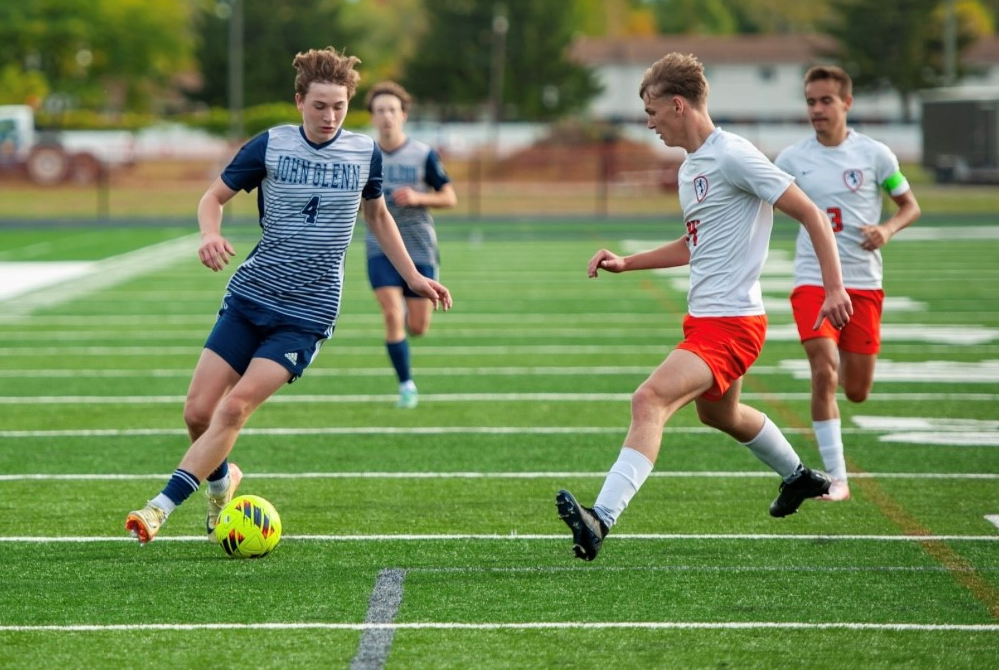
[
  {"left": 676, "top": 314, "right": 768, "bottom": 401},
  {"left": 790, "top": 285, "right": 884, "bottom": 355}
]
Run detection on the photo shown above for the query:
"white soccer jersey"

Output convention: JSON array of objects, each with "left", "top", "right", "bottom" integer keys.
[
  {"left": 678, "top": 128, "right": 794, "bottom": 317},
  {"left": 220, "top": 125, "right": 382, "bottom": 327},
  {"left": 775, "top": 129, "right": 909, "bottom": 289},
  {"left": 365, "top": 138, "right": 450, "bottom": 266}
]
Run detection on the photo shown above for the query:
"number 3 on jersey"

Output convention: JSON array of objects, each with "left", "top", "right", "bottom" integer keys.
[
  {"left": 301, "top": 195, "right": 321, "bottom": 224},
  {"left": 826, "top": 207, "right": 843, "bottom": 233}
]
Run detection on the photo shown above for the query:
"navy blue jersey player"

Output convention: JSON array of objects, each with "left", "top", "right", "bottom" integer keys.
[
  {"left": 364, "top": 82, "right": 457, "bottom": 408},
  {"left": 126, "top": 48, "right": 452, "bottom": 545}
]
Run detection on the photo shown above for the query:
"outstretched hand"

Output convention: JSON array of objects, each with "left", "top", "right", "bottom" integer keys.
[{"left": 587, "top": 249, "right": 625, "bottom": 277}]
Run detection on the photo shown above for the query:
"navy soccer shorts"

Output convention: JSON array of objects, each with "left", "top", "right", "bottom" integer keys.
[
  {"left": 204, "top": 292, "right": 332, "bottom": 383},
  {"left": 366, "top": 254, "right": 438, "bottom": 298}
]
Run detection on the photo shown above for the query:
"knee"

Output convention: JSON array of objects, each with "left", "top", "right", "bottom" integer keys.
[
  {"left": 696, "top": 404, "right": 733, "bottom": 431},
  {"left": 213, "top": 394, "right": 254, "bottom": 430},
  {"left": 844, "top": 383, "right": 871, "bottom": 404},
  {"left": 812, "top": 364, "right": 839, "bottom": 395},
  {"left": 183, "top": 402, "right": 213, "bottom": 437},
  {"left": 407, "top": 320, "right": 429, "bottom": 337},
  {"left": 631, "top": 383, "right": 665, "bottom": 419}
]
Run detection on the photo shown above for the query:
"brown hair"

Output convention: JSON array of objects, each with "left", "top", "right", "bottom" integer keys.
[
  {"left": 804, "top": 65, "right": 853, "bottom": 99},
  {"left": 639, "top": 52, "right": 709, "bottom": 105},
  {"left": 292, "top": 47, "right": 361, "bottom": 99},
  {"left": 364, "top": 81, "right": 413, "bottom": 113}
]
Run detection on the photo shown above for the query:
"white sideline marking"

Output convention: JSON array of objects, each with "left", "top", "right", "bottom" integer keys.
[
  {"left": 986, "top": 515, "right": 999, "bottom": 532},
  {"left": 2, "top": 392, "right": 998, "bottom": 404},
  {"left": 0, "top": 621, "right": 997, "bottom": 633},
  {"left": 2, "top": 472, "right": 998, "bottom": 482},
  {"left": 0, "top": 235, "right": 197, "bottom": 315},
  {"left": 0, "top": 262, "right": 95, "bottom": 300},
  {"left": 3, "top": 534, "right": 998, "bottom": 543}
]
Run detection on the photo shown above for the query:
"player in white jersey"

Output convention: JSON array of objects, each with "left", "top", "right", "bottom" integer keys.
[
  {"left": 125, "top": 48, "right": 452, "bottom": 545},
  {"left": 364, "top": 82, "right": 457, "bottom": 409},
  {"left": 556, "top": 52, "right": 853, "bottom": 561},
  {"left": 775, "top": 65, "right": 920, "bottom": 502}
]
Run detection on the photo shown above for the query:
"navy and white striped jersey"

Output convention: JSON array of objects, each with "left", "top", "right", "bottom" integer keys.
[
  {"left": 364, "top": 138, "right": 449, "bottom": 266},
  {"left": 220, "top": 125, "right": 383, "bottom": 327}
]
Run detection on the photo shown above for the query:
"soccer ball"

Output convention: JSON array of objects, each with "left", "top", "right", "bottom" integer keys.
[{"left": 215, "top": 494, "right": 282, "bottom": 558}]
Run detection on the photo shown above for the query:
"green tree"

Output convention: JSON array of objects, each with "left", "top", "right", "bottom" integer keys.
[
  {"left": 0, "top": 0, "right": 194, "bottom": 113},
  {"left": 403, "top": 0, "right": 601, "bottom": 121},
  {"left": 823, "top": 0, "right": 988, "bottom": 121},
  {"left": 192, "top": 0, "right": 359, "bottom": 109},
  {"left": 645, "top": 0, "right": 739, "bottom": 34}
]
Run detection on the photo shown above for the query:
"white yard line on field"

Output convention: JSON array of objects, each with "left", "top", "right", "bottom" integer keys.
[
  {"left": 0, "top": 621, "right": 997, "bottom": 633},
  {"left": 1, "top": 471, "right": 997, "bottom": 482},
  {"left": 2, "top": 533, "right": 998, "bottom": 543},
  {"left": 2, "top": 392, "right": 998, "bottom": 404}
]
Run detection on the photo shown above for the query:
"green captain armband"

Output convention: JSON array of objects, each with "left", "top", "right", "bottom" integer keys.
[{"left": 881, "top": 170, "right": 908, "bottom": 195}]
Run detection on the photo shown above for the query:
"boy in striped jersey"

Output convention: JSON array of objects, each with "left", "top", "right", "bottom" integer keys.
[
  {"left": 126, "top": 47, "right": 452, "bottom": 545},
  {"left": 364, "top": 82, "right": 457, "bottom": 409},
  {"left": 776, "top": 66, "right": 921, "bottom": 502}
]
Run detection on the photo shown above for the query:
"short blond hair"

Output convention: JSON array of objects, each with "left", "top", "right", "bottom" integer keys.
[
  {"left": 293, "top": 47, "right": 361, "bottom": 99},
  {"left": 639, "top": 52, "right": 709, "bottom": 105}
]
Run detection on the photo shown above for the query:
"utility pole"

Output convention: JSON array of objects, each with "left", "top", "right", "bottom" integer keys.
[
  {"left": 943, "top": 0, "right": 957, "bottom": 86},
  {"left": 490, "top": 4, "right": 508, "bottom": 126},
  {"left": 228, "top": 0, "right": 245, "bottom": 140}
]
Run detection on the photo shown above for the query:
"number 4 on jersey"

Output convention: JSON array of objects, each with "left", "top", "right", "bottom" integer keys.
[{"left": 301, "top": 195, "right": 321, "bottom": 224}]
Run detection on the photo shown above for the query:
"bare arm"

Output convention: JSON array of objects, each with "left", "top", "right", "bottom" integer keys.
[
  {"left": 391, "top": 182, "right": 457, "bottom": 209},
  {"left": 361, "top": 196, "right": 452, "bottom": 310},
  {"left": 860, "top": 190, "right": 920, "bottom": 250},
  {"left": 588, "top": 235, "right": 690, "bottom": 278},
  {"left": 775, "top": 183, "right": 853, "bottom": 329},
  {"left": 196, "top": 178, "right": 239, "bottom": 272}
]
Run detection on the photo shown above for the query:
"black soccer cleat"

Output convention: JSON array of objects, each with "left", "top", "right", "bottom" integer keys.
[
  {"left": 556, "top": 489, "right": 609, "bottom": 561},
  {"left": 769, "top": 467, "right": 832, "bottom": 518}
]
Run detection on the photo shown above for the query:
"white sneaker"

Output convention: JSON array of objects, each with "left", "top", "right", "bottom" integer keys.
[
  {"left": 396, "top": 387, "right": 418, "bottom": 409},
  {"left": 818, "top": 478, "right": 851, "bottom": 502},
  {"left": 206, "top": 463, "right": 243, "bottom": 535}
]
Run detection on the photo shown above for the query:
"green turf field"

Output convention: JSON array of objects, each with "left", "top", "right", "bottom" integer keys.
[{"left": 1, "top": 218, "right": 997, "bottom": 669}]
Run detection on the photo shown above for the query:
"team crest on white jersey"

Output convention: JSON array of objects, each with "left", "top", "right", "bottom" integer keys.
[
  {"left": 843, "top": 169, "right": 863, "bottom": 191},
  {"left": 693, "top": 175, "right": 709, "bottom": 202}
]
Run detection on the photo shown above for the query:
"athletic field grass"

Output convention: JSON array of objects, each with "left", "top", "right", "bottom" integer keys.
[{"left": 1, "top": 217, "right": 997, "bottom": 669}]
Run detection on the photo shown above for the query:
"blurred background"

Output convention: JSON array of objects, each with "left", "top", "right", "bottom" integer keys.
[{"left": 0, "top": 0, "right": 997, "bottom": 222}]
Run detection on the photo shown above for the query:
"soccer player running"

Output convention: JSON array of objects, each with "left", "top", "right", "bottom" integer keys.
[
  {"left": 125, "top": 47, "right": 452, "bottom": 545},
  {"left": 556, "top": 52, "right": 853, "bottom": 561},
  {"left": 364, "top": 82, "right": 457, "bottom": 409},
  {"left": 775, "top": 66, "right": 921, "bottom": 502}
]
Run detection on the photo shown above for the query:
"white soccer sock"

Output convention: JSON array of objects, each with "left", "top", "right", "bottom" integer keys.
[
  {"left": 206, "top": 472, "right": 230, "bottom": 497},
  {"left": 150, "top": 493, "right": 177, "bottom": 515},
  {"left": 740, "top": 415, "right": 802, "bottom": 481},
  {"left": 592, "top": 447, "right": 654, "bottom": 529},
  {"left": 814, "top": 418, "right": 846, "bottom": 481}
]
